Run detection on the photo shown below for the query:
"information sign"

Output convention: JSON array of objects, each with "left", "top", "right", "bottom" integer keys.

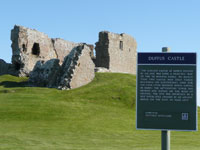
[{"left": 136, "top": 53, "right": 197, "bottom": 131}]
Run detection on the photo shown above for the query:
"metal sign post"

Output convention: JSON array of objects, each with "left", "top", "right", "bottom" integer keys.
[
  {"left": 162, "top": 130, "right": 170, "bottom": 150},
  {"left": 161, "top": 47, "right": 170, "bottom": 150}
]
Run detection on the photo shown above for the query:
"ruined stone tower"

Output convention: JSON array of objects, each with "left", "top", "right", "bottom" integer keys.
[
  {"left": 95, "top": 31, "right": 137, "bottom": 74},
  {"left": 11, "top": 25, "right": 79, "bottom": 76}
]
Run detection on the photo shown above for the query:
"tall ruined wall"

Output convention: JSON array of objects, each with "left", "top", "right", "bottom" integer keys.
[
  {"left": 57, "top": 44, "right": 95, "bottom": 90},
  {"left": 69, "top": 45, "right": 95, "bottom": 89},
  {"left": 95, "top": 31, "right": 137, "bottom": 74},
  {"left": 95, "top": 32, "right": 110, "bottom": 68},
  {"left": 11, "top": 25, "right": 79, "bottom": 76}
]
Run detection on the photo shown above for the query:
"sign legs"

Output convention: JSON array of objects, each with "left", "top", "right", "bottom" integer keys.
[{"left": 161, "top": 130, "right": 170, "bottom": 150}]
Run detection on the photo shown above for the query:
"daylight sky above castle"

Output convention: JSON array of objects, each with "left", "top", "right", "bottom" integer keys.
[{"left": 0, "top": 0, "right": 200, "bottom": 105}]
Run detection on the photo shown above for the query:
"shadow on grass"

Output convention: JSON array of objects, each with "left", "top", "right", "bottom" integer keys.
[{"left": 0, "top": 81, "right": 29, "bottom": 88}]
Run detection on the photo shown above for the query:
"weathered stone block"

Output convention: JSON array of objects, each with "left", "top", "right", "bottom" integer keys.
[
  {"left": 29, "top": 59, "right": 60, "bottom": 87},
  {"left": 58, "top": 44, "right": 95, "bottom": 90}
]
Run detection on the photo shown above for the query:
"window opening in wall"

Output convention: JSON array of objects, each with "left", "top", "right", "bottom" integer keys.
[
  {"left": 22, "top": 44, "right": 26, "bottom": 52},
  {"left": 14, "top": 62, "right": 21, "bottom": 70},
  {"left": 120, "top": 41, "right": 123, "bottom": 50},
  {"left": 32, "top": 43, "right": 40, "bottom": 56},
  {"left": 129, "top": 48, "right": 131, "bottom": 52}
]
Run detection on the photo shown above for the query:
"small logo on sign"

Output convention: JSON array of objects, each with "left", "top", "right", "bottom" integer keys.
[{"left": 182, "top": 113, "right": 188, "bottom": 120}]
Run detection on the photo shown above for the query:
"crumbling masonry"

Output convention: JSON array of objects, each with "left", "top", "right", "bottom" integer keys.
[
  {"left": 11, "top": 25, "right": 83, "bottom": 76},
  {"left": 29, "top": 44, "right": 95, "bottom": 89},
  {"left": 0, "top": 25, "right": 137, "bottom": 90},
  {"left": 95, "top": 31, "right": 137, "bottom": 74}
]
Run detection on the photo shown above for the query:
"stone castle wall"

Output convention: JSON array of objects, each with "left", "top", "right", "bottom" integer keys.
[
  {"left": 95, "top": 31, "right": 137, "bottom": 74},
  {"left": 57, "top": 44, "right": 95, "bottom": 90},
  {"left": 0, "top": 25, "right": 137, "bottom": 90},
  {"left": 69, "top": 45, "right": 95, "bottom": 89},
  {"left": 29, "top": 44, "right": 95, "bottom": 90},
  {"left": 11, "top": 25, "right": 79, "bottom": 76}
]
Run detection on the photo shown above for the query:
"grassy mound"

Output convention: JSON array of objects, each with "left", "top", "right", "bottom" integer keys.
[{"left": 0, "top": 73, "right": 199, "bottom": 150}]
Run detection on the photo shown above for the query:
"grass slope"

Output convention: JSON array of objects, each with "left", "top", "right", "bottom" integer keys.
[{"left": 0, "top": 73, "right": 199, "bottom": 150}]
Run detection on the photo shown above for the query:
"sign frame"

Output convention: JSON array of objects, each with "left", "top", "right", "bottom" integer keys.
[{"left": 136, "top": 52, "right": 197, "bottom": 131}]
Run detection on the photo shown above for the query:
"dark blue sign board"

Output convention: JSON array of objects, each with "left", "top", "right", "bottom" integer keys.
[
  {"left": 136, "top": 52, "right": 197, "bottom": 131},
  {"left": 138, "top": 53, "right": 196, "bottom": 65}
]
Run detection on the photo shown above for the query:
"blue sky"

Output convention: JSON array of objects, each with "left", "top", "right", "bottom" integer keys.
[{"left": 0, "top": 0, "right": 199, "bottom": 105}]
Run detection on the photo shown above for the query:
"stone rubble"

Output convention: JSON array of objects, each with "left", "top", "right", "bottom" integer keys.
[
  {"left": 29, "top": 44, "right": 95, "bottom": 90},
  {"left": 29, "top": 59, "right": 60, "bottom": 87},
  {"left": 94, "top": 67, "right": 110, "bottom": 73}
]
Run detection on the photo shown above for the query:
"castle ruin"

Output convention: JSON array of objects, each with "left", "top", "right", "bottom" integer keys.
[
  {"left": 29, "top": 44, "right": 95, "bottom": 89},
  {"left": 95, "top": 31, "right": 137, "bottom": 74},
  {"left": 0, "top": 25, "right": 137, "bottom": 90},
  {"left": 10, "top": 25, "right": 90, "bottom": 77}
]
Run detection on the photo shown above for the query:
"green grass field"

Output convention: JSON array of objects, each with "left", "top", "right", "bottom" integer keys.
[{"left": 0, "top": 73, "right": 199, "bottom": 150}]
